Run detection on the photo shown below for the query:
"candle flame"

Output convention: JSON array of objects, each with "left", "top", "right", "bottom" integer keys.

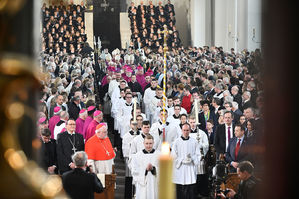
[{"left": 161, "top": 142, "right": 170, "bottom": 155}]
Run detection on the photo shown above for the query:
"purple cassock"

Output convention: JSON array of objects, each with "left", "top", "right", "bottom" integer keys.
[
  {"left": 48, "top": 115, "right": 60, "bottom": 139},
  {"left": 136, "top": 74, "right": 147, "bottom": 90},
  {"left": 85, "top": 119, "right": 100, "bottom": 142},
  {"left": 75, "top": 117, "right": 85, "bottom": 136},
  {"left": 122, "top": 73, "right": 132, "bottom": 83},
  {"left": 101, "top": 75, "right": 108, "bottom": 86},
  {"left": 82, "top": 116, "right": 93, "bottom": 139}
]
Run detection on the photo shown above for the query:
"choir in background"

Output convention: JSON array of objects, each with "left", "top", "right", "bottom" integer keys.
[{"left": 38, "top": 1, "right": 263, "bottom": 199}]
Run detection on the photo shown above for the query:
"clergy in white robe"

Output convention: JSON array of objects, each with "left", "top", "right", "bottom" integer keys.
[
  {"left": 171, "top": 123, "right": 200, "bottom": 199},
  {"left": 188, "top": 117, "right": 209, "bottom": 168},
  {"left": 85, "top": 123, "right": 115, "bottom": 174},
  {"left": 110, "top": 80, "right": 126, "bottom": 132},
  {"left": 148, "top": 88, "right": 163, "bottom": 124},
  {"left": 110, "top": 80, "right": 127, "bottom": 104},
  {"left": 123, "top": 119, "right": 141, "bottom": 161},
  {"left": 111, "top": 89, "right": 125, "bottom": 131},
  {"left": 129, "top": 121, "right": 154, "bottom": 157},
  {"left": 167, "top": 105, "right": 183, "bottom": 126},
  {"left": 143, "top": 79, "right": 158, "bottom": 124},
  {"left": 116, "top": 92, "right": 133, "bottom": 138},
  {"left": 108, "top": 80, "right": 127, "bottom": 131},
  {"left": 188, "top": 116, "right": 210, "bottom": 197},
  {"left": 135, "top": 108, "right": 147, "bottom": 122},
  {"left": 131, "top": 134, "right": 159, "bottom": 199},
  {"left": 122, "top": 119, "right": 141, "bottom": 199},
  {"left": 167, "top": 97, "right": 187, "bottom": 116},
  {"left": 150, "top": 110, "right": 180, "bottom": 150}
]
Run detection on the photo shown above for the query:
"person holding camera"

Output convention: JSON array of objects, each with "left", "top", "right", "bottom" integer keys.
[
  {"left": 62, "top": 151, "right": 104, "bottom": 199},
  {"left": 217, "top": 161, "right": 260, "bottom": 199}
]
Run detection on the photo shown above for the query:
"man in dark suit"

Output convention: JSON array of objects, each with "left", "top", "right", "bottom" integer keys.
[
  {"left": 214, "top": 111, "right": 235, "bottom": 158},
  {"left": 68, "top": 96, "right": 81, "bottom": 120},
  {"left": 62, "top": 151, "right": 104, "bottom": 199},
  {"left": 57, "top": 119, "right": 85, "bottom": 174},
  {"left": 231, "top": 85, "right": 242, "bottom": 110},
  {"left": 241, "top": 91, "right": 254, "bottom": 111},
  {"left": 226, "top": 124, "right": 250, "bottom": 172}
]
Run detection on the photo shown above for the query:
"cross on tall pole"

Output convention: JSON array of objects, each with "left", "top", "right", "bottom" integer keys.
[{"left": 162, "top": 25, "right": 169, "bottom": 142}]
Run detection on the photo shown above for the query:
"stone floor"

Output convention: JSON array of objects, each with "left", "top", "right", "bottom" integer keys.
[{"left": 108, "top": 131, "right": 126, "bottom": 199}]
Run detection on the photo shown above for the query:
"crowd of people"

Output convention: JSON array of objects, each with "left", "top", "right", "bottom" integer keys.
[
  {"left": 128, "top": 0, "right": 181, "bottom": 51},
  {"left": 37, "top": 2, "right": 263, "bottom": 199},
  {"left": 41, "top": 1, "right": 88, "bottom": 56}
]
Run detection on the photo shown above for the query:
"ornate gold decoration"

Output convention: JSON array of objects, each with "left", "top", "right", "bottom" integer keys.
[
  {"left": 0, "top": 54, "right": 65, "bottom": 198},
  {"left": 0, "top": 0, "right": 26, "bottom": 15}
]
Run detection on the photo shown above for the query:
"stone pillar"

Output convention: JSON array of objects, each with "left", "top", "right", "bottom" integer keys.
[{"left": 85, "top": 11, "right": 94, "bottom": 49}]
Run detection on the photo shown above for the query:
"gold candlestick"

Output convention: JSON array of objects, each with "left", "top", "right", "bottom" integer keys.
[
  {"left": 159, "top": 142, "right": 175, "bottom": 199},
  {"left": 161, "top": 25, "right": 170, "bottom": 141}
]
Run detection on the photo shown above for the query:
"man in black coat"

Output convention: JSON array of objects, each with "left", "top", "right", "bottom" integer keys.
[
  {"left": 62, "top": 151, "right": 104, "bottom": 199},
  {"left": 214, "top": 111, "right": 235, "bottom": 158},
  {"left": 39, "top": 128, "right": 58, "bottom": 174},
  {"left": 128, "top": 74, "right": 143, "bottom": 96},
  {"left": 68, "top": 96, "right": 81, "bottom": 120},
  {"left": 57, "top": 119, "right": 85, "bottom": 174}
]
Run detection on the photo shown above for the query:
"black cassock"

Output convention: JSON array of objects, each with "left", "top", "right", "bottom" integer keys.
[
  {"left": 56, "top": 132, "right": 85, "bottom": 174},
  {"left": 39, "top": 138, "right": 58, "bottom": 174},
  {"left": 128, "top": 81, "right": 143, "bottom": 95}
]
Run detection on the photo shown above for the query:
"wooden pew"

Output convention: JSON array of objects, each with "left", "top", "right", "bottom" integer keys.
[
  {"left": 94, "top": 174, "right": 116, "bottom": 199},
  {"left": 223, "top": 173, "right": 241, "bottom": 192}
]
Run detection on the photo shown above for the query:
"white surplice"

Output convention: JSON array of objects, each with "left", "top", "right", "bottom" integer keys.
[
  {"left": 189, "top": 128, "right": 209, "bottom": 174},
  {"left": 171, "top": 136, "right": 200, "bottom": 185},
  {"left": 131, "top": 149, "right": 159, "bottom": 199},
  {"left": 150, "top": 120, "right": 180, "bottom": 150}
]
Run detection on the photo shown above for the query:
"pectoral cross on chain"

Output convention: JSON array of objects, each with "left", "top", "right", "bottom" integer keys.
[
  {"left": 106, "top": 150, "right": 110, "bottom": 156},
  {"left": 72, "top": 146, "right": 77, "bottom": 153},
  {"left": 101, "top": 0, "right": 109, "bottom": 11}
]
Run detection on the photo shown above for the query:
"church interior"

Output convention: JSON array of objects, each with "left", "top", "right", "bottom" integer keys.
[{"left": 0, "top": 0, "right": 297, "bottom": 198}]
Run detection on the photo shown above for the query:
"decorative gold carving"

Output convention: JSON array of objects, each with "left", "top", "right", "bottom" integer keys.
[
  {"left": 0, "top": 54, "right": 65, "bottom": 198},
  {"left": 0, "top": 0, "right": 26, "bottom": 15}
]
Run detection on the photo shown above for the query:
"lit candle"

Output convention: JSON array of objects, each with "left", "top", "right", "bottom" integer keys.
[
  {"left": 194, "top": 98, "right": 199, "bottom": 125},
  {"left": 133, "top": 97, "right": 137, "bottom": 122},
  {"left": 159, "top": 142, "right": 175, "bottom": 199}
]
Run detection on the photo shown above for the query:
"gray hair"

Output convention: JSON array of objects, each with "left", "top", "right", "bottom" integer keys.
[
  {"left": 243, "top": 91, "right": 251, "bottom": 99},
  {"left": 215, "top": 83, "right": 224, "bottom": 90},
  {"left": 232, "top": 85, "right": 239, "bottom": 92},
  {"left": 72, "top": 151, "right": 88, "bottom": 167},
  {"left": 232, "top": 101, "right": 239, "bottom": 109},
  {"left": 224, "top": 95, "right": 233, "bottom": 103},
  {"left": 248, "top": 81, "right": 256, "bottom": 88},
  {"left": 60, "top": 111, "right": 69, "bottom": 120}
]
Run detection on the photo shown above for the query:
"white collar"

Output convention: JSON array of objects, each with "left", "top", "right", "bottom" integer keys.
[{"left": 67, "top": 131, "right": 75, "bottom": 135}]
